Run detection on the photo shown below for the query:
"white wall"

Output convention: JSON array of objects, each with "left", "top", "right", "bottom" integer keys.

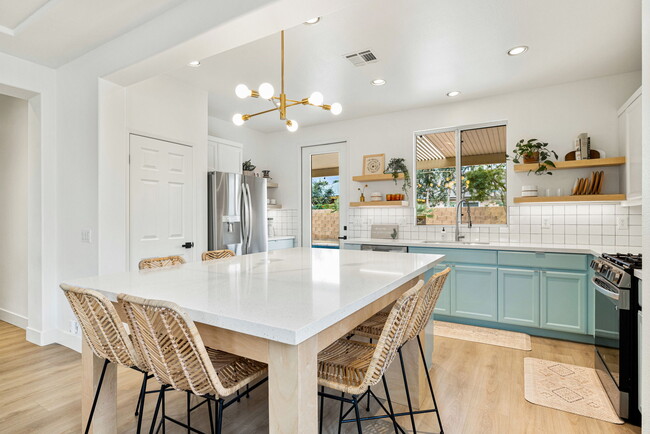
[
  {"left": 0, "top": 51, "right": 57, "bottom": 346},
  {"left": 98, "top": 75, "right": 208, "bottom": 276},
  {"left": 258, "top": 72, "right": 641, "bottom": 243},
  {"left": 0, "top": 94, "right": 28, "bottom": 327}
]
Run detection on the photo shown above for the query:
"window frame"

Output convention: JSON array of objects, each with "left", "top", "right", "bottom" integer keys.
[{"left": 412, "top": 120, "right": 508, "bottom": 227}]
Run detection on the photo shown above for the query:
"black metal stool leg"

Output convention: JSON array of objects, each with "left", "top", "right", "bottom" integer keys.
[
  {"left": 382, "top": 376, "right": 401, "bottom": 434},
  {"left": 352, "top": 395, "right": 363, "bottom": 434},
  {"left": 216, "top": 398, "right": 224, "bottom": 434},
  {"left": 417, "top": 335, "right": 444, "bottom": 433},
  {"left": 84, "top": 359, "right": 109, "bottom": 434},
  {"left": 149, "top": 386, "right": 165, "bottom": 434},
  {"left": 398, "top": 347, "right": 418, "bottom": 434},
  {"left": 136, "top": 372, "right": 149, "bottom": 434},
  {"left": 338, "top": 392, "right": 345, "bottom": 434},
  {"left": 319, "top": 386, "right": 325, "bottom": 434},
  {"left": 186, "top": 392, "right": 191, "bottom": 433},
  {"left": 135, "top": 371, "right": 148, "bottom": 416},
  {"left": 206, "top": 398, "right": 214, "bottom": 434}
]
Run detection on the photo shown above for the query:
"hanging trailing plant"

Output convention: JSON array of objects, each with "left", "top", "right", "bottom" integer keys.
[{"left": 385, "top": 157, "right": 411, "bottom": 199}]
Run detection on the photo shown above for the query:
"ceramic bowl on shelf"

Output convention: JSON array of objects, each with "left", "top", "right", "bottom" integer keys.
[{"left": 370, "top": 192, "right": 382, "bottom": 202}]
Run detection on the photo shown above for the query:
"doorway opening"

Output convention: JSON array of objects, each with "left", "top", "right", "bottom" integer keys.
[{"left": 301, "top": 142, "right": 347, "bottom": 248}]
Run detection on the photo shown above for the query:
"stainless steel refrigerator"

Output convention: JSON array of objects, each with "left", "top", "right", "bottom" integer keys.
[{"left": 208, "top": 171, "right": 268, "bottom": 255}]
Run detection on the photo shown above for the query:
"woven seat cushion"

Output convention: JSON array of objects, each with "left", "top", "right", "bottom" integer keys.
[
  {"left": 205, "top": 347, "right": 267, "bottom": 393},
  {"left": 317, "top": 339, "right": 376, "bottom": 395}
]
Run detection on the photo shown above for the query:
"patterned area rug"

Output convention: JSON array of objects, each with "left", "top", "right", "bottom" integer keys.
[
  {"left": 524, "top": 358, "right": 623, "bottom": 424},
  {"left": 433, "top": 320, "right": 532, "bottom": 351}
]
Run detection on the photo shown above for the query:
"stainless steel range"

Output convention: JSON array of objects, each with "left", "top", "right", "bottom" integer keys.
[{"left": 590, "top": 253, "right": 641, "bottom": 425}]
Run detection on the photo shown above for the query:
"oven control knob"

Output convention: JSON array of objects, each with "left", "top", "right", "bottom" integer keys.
[{"left": 611, "top": 272, "right": 621, "bottom": 284}]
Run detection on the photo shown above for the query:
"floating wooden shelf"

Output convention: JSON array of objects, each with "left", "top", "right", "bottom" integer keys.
[
  {"left": 350, "top": 201, "right": 409, "bottom": 207},
  {"left": 267, "top": 181, "right": 278, "bottom": 188},
  {"left": 267, "top": 204, "right": 282, "bottom": 209},
  {"left": 513, "top": 157, "right": 625, "bottom": 173},
  {"left": 352, "top": 173, "right": 404, "bottom": 182},
  {"left": 513, "top": 194, "right": 626, "bottom": 203}
]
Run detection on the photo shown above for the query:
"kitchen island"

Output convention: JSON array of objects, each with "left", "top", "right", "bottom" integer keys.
[{"left": 64, "top": 247, "right": 444, "bottom": 433}]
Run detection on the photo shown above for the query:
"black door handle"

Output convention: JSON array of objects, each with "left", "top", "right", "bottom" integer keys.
[{"left": 181, "top": 242, "right": 194, "bottom": 249}]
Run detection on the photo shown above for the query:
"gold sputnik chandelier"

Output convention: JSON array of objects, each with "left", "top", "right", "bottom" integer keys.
[{"left": 232, "top": 30, "right": 342, "bottom": 132}]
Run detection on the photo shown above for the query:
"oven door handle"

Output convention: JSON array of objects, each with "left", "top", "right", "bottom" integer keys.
[{"left": 592, "top": 276, "right": 620, "bottom": 301}]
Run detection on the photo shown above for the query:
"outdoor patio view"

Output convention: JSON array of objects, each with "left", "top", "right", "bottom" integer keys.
[
  {"left": 416, "top": 125, "right": 507, "bottom": 225},
  {"left": 311, "top": 152, "right": 340, "bottom": 247}
]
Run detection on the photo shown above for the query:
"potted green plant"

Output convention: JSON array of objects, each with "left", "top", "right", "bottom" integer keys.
[
  {"left": 385, "top": 157, "right": 411, "bottom": 199},
  {"left": 242, "top": 159, "right": 256, "bottom": 176},
  {"left": 508, "top": 139, "right": 558, "bottom": 175}
]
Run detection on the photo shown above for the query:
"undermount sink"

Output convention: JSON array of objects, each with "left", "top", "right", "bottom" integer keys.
[{"left": 415, "top": 240, "right": 490, "bottom": 246}]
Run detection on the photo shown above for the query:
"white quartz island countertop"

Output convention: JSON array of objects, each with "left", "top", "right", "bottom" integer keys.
[
  {"left": 64, "top": 247, "right": 444, "bottom": 345},
  {"left": 343, "top": 238, "right": 642, "bottom": 256}
]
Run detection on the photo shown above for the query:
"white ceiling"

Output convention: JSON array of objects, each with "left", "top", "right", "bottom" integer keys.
[
  {"left": 166, "top": 0, "right": 641, "bottom": 133},
  {"left": 0, "top": 0, "right": 185, "bottom": 67}
]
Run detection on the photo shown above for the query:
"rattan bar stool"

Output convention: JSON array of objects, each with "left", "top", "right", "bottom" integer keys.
[
  {"left": 138, "top": 255, "right": 186, "bottom": 269},
  {"left": 60, "top": 284, "right": 155, "bottom": 434},
  {"left": 201, "top": 250, "right": 235, "bottom": 261},
  {"left": 350, "top": 268, "right": 451, "bottom": 434},
  {"left": 317, "top": 280, "right": 422, "bottom": 434},
  {"left": 118, "top": 294, "right": 268, "bottom": 434}
]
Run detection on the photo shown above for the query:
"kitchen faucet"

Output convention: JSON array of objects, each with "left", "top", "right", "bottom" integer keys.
[{"left": 455, "top": 199, "right": 472, "bottom": 241}]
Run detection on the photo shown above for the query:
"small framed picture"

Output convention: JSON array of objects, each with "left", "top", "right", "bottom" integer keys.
[{"left": 363, "top": 154, "right": 385, "bottom": 176}]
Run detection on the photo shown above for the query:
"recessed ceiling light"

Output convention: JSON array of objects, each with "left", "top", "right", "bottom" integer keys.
[
  {"left": 446, "top": 91, "right": 461, "bottom": 97},
  {"left": 371, "top": 78, "right": 386, "bottom": 86},
  {"left": 188, "top": 60, "right": 201, "bottom": 67},
  {"left": 304, "top": 17, "right": 320, "bottom": 25},
  {"left": 507, "top": 45, "right": 528, "bottom": 56}
]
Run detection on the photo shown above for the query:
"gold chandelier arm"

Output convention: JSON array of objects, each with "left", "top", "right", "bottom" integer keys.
[{"left": 246, "top": 106, "right": 280, "bottom": 118}]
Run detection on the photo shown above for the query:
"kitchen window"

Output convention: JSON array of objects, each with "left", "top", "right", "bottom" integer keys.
[{"left": 414, "top": 122, "right": 507, "bottom": 225}]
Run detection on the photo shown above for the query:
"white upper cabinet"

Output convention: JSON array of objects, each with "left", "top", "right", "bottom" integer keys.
[
  {"left": 618, "top": 88, "right": 642, "bottom": 206},
  {"left": 208, "top": 136, "right": 243, "bottom": 174}
]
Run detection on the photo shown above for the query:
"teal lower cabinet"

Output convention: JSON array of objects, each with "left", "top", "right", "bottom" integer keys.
[
  {"left": 408, "top": 246, "right": 592, "bottom": 341},
  {"left": 433, "top": 265, "right": 453, "bottom": 315},
  {"left": 498, "top": 268, "right": 540, "bottom": 327},
  {"left": 540, "top": 270, "right": 587, "bottom": 334},
  {"left": 451, "top": 265, "right": 498, "bottom": 321}
]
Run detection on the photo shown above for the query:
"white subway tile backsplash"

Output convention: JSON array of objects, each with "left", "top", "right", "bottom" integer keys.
[
  {"left": 630, "top": 215, "right": 642, "bottom": 226},
  {"left": 349, "top": 202, "right": 637, "bottom": 248}
]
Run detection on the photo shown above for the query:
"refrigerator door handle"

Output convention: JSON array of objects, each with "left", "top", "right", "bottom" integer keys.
[
  {"left": 245, "top": 183, "right": 253, "bottom": 251},
  {"left": 240, "top": 184, "right": 248, "bottom": 252}
]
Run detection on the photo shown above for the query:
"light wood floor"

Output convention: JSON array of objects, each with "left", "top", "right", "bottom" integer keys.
[{"left": 0, "top": 320, "right": 641, "bottom": 433}]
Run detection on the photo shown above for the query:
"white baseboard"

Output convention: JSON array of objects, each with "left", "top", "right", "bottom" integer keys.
[
  {"left": 26, "top": 327, "right": 58, "bottom": 346},
  {"left": 0, "top": 308, "right": 28, "bottom": 329}
]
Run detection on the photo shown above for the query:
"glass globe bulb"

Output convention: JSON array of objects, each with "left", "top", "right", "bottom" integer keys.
[
  {"left": 330, "top": 102, "right": 342, "bottom": 115},
  {"left": 308, "top": 91, "right": 324, "bottom": 106},
  {"left": 259, "top": 82, "right": 275, "bottom": 99},
  {"left": 286, "top": 119, "right": 299, "bottom": 132},
  {"left": 232, "top": 113, "right": 245, "bottom": 126},
  {"left": 235, "top": 84, "right": 250, "bottom": 99}
]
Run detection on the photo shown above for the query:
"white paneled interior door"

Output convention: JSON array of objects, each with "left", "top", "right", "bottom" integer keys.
[{"left": 129, "top": 134, "right": 194, "bottom": 270}]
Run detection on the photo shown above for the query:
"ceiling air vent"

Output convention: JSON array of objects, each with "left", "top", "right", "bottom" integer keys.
[{"left": 344, "top": 49, "right": 378, "bottom": 67}]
